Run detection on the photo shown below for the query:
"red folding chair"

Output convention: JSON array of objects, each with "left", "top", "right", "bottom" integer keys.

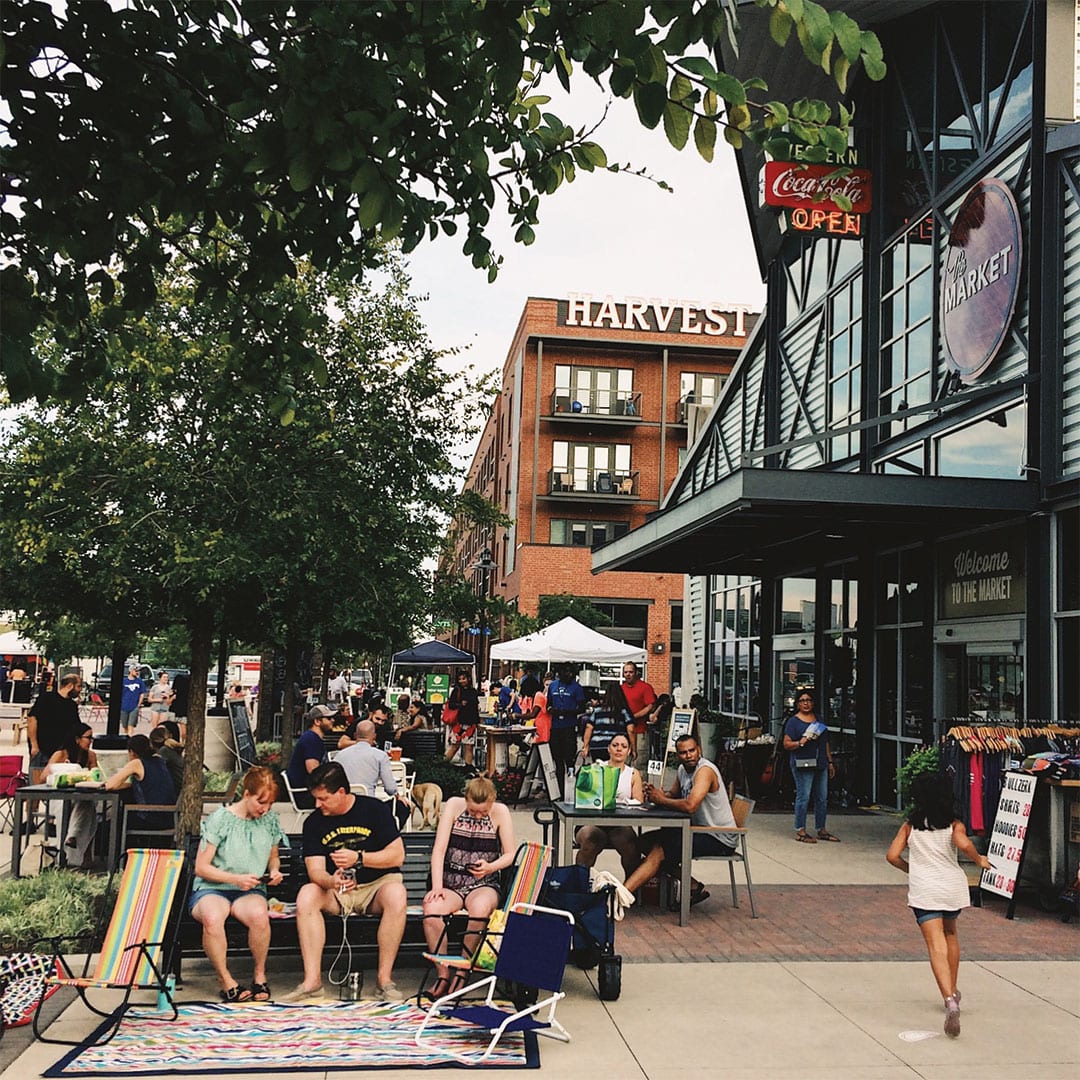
[{"left": 0, "top": 755, "right": 28, "bottom": 835}]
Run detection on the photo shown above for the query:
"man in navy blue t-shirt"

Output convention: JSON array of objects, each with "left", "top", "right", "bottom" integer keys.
[
  {"left": 546, "top": 663, "right": 588, "bottom": 798},
  {"left": 286, "top": 705, "right": 335, "bottom": 807},
  {"left": 119, "top": 666, "right": 147, "bottom": 736},
  {"left": 283, "top": 761, "right": 406, "bottom": 1004}
]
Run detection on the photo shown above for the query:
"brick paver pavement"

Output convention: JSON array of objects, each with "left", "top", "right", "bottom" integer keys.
[{"left": 615, "top": 884, "right": 1080, "bottom": 963}]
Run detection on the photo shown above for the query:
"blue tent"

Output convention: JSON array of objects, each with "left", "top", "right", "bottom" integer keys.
[{"left": 390, "top": 640, "right": 474, "bottom": 666}]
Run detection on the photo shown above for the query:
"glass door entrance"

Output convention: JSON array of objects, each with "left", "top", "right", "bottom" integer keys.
[
  {"left": 775, "top": 651, "right": 815, "bottom": 734},
  {"left": 940, "top": 643, "right": 1024, "bottom": 721}
]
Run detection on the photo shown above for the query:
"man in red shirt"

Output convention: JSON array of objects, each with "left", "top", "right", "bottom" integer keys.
[{"left": 620, "top": 662, "right": 657, "bottom": 761}]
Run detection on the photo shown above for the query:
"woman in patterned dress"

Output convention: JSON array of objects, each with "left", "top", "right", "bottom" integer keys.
[{"left": 421, "top": 776, "right": 516, "bottom": 998}]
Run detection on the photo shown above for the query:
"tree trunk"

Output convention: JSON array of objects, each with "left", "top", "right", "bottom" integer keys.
[
  {"left": 256, "top": 645, "right": 275, "bottom": 741},
  {"left": 280, "top": 637, "right": 300, "bottom": 763},
  {"left": 107, "top": 643, "right": 126, "bottom": 735},
  {"left": 177, "top": 609, "right": 213, "bottom": 842},
  {"left": 214, "top": 633, "right": 228, "bottom": 709}
]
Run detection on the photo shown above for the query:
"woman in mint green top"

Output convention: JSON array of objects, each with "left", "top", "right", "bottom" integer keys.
[{"left": 191, "top": 766, "right": 287, "bottom": 1003}]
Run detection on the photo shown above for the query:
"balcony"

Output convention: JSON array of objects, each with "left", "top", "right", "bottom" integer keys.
[
  {"left": 548, "top": 389, "right": 643, "bottom": 424},
  {"left": 544, "top": 468, "right": 640, "bottom": 500}
]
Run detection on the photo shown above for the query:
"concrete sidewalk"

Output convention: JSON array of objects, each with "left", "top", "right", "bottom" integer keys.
[{"left": 5, "top": 805, "right": 1079, "bottom": 1078}]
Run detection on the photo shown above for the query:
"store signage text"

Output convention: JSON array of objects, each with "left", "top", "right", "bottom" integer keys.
[
  {"left": 938, "top": 526, "right": 1026, "bottom": 619},
  {"left": 763, "top": 161, "right": 873, "bottom": 215},
  {"left": 787, "top": 207, "right": 863, "bottom": 237},
  {"left": 559, "top": 295, "right": 751, "bottom": 337},
  {"left": 982, "top": 772, "right": 1037, "bottom": 899},
  {"left": 940, "top": 177, "right": 1023, "bottom": 384}
]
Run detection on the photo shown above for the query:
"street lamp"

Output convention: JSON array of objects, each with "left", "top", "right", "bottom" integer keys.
[{"left": 471, "top": 547, "right": 498, "bottom": 684}]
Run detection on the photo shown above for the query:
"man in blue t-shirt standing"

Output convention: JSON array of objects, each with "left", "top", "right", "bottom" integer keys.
[
  {"left": 545, "top": 663, "right": 587, "bottom": 798},
  {"left": 119, "top": 665, "right": 147, "bottom": 737}
]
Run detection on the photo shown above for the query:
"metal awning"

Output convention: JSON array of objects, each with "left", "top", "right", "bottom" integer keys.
[{"left": 591, "top": 469, "right": 1039, "bottom": 576}]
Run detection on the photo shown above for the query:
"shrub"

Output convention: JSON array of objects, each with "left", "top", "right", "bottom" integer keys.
[
  {"left": 0, "top": 870, "right": 115, "bottom": 953},
  {"left": 897, "top": 744, "right": 942, "bottom": 809}
]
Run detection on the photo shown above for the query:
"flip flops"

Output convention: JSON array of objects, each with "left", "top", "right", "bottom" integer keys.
[{"left": 816, "top": 830, "right": 841, "bottom": 842}]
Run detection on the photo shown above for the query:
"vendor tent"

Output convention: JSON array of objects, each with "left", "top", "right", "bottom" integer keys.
[
  {"left": 389, "top": 641, "right": 475, "bottom": 666},
  {"left": 0, "top": 630, "right": 42, "bottom": 657},
  {"left": 488, "top": 617, "right": 646, "bottom": 665}
]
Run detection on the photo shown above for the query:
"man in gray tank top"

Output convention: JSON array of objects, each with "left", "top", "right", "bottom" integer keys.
[{"left": 624, "top": 734, "right": 736, "bottom": 905}]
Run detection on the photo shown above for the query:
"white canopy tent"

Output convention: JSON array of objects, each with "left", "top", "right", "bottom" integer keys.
[
  {"left": 0, "top": 630, "right": 42, "bottom": 657},
  {"left": 488, "top": 616, "right": 646, "bottom": 665}
]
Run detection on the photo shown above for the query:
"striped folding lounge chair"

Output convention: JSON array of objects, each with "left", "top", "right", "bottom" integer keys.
[
  {"left": 33, "top": 847, "right": 187, "bottom": 1046},
  {"left": 418, "top": 841, "right": 552, "bottom": 1001}
]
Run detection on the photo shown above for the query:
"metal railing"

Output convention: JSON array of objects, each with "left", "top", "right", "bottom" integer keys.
[
  {"left": 547, "top": 468, "right": 640, "bottom": 496},
  {"left": 550, "top": 388, "right": 642, "bottom": 418}
]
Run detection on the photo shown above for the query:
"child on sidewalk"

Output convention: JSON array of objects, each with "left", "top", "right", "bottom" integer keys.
[{"left": 886, "top": 772, "right": 991, "bottom": 1038}]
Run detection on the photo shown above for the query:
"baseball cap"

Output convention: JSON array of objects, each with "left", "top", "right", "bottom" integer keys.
[{"left": 306, "top": 704, "right": 335, "bottom": 721}]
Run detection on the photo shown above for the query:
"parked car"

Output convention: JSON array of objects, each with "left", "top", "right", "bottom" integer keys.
[{"left": 92, "top": 661, "right": 153, "bottom": 702}]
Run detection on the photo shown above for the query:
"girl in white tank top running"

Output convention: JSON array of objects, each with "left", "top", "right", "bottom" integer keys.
[{"left": 886, "top": 773, "right": 991, "bottom": 1038}]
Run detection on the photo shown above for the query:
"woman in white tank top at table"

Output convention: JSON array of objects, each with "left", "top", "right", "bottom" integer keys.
[{"left": 573, "top": 734, "right": 643, "bottom": 878}]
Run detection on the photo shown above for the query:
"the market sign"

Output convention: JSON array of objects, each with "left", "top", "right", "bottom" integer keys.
[
  {"left": 763, "top": 161, "right": 873, "bottom": 215},
  {"left": 938, "top": 524, "right": 1026, "bottom": 619},
  {"left": 940, "top": 177, "right": 1023, "bottom": 384}
]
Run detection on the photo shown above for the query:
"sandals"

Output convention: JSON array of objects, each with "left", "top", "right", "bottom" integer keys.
[
  {"left": 423, "top": 970, "right": 466, "bottom": 1003},
  {"left": 795, "top": 831, "right": 817, "bottom": 843},
  {"left": 250, "top": 982, "right": 271, "bottom": 1002},
  {"left": 817, "top": 830, "right": 841, "bottom": 842},
  {"left": 220, "top": 984, "right": 253, "bottom": 1003}
]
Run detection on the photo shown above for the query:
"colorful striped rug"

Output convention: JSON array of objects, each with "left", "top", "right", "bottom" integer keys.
[{"left": 45, "top": 1000, "right": 540, "bottom": 1075}]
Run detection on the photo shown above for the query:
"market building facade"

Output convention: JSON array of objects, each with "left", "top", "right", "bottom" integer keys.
[
  {"left": 443, "top": 294, "right": 758, "bottom": 692},
  {"left": 594, "top": 0, "right": 1079, "bottom": 806}
]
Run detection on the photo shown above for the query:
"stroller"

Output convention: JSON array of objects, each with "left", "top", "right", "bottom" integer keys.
[{"left": 540, "top": 864, "right": 621, "bottom": 1000}]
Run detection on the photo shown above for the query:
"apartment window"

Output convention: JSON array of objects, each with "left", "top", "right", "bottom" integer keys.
[
  {"left": 549, "top": 519, "right": 630, "bottom": 548},
  {"left": 680, "top": 372, "right": 724, "bottom": 408},
  {"left": 552, "top": 440, "right": 631, "bottom": 491},
  {"left": 554, "top": 364, "right": 634, "bottom": 415}
]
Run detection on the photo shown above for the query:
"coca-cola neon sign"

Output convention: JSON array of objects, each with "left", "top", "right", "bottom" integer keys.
[{"left": 764, "top": 161, "right": 873, "bottom": 215}]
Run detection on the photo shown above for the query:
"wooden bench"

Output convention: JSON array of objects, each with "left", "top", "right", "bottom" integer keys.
[{"left": 172, "top": 831, "right": 452, "bottom": 982}]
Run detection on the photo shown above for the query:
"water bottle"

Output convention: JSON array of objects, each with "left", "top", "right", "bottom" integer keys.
[
  {"left": 339, "top": 971, "right": 363, "bottom": 1001},
  {"left": 156, "top": 973, "right": 176, "bottom": 1012}
]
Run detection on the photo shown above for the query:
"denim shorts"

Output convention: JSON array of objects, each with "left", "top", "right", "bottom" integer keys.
[
  {"left": 188, "top": 887, "right": 266, "bottom": 914},
  {"left": 912, "top": 906, "right": 961, "bottom": 925}
]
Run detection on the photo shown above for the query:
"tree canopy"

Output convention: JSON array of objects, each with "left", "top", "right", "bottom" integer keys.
[{"left": 3, "top": 0, "right": 883, "bottom": 406}]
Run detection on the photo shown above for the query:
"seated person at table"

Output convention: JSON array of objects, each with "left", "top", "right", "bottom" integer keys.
[
  {"left": 45, "top": 723, "right": 99, "bottom": 867},
  {"left": 580, "top": 684, "right": 633, "bottom": 763},
  {"left": 105, "top": 733, "right": 177, "bottom": 830},
  {"left": 190, "top": 766, "right": 287, "bottom": 1002},
  {"left": 623, "top": 733, "right": 736, "bottom": 908},
  {"left": 286, "top": 705, "right": 335, "bottom": 807},
  {"left": 149, "top": 724, "right": 184, "bottom": 793},
  {"left": 574, "top": 734, "right": 644, "bottom": 879},
  {"left": 421, "top": 777, "right": 516, "bottom": 998},
  {"left": 336, "top": 720, "right": 410, "bottom": 828}
]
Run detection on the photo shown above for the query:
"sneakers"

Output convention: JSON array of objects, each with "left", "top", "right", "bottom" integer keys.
[
  {"left": 281, "top": 983, "right": 328, "bottom": 1004},
  {"left": 944, "top": 994, "right": 960, "bottom": 1038},
  {"left": 375, "top": 981, "right": 403, "bottom": 1002}
]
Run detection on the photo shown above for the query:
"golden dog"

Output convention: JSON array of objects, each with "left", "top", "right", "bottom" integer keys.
[{"left": 410, "top": 782, "right": 443, "bottom": 829}]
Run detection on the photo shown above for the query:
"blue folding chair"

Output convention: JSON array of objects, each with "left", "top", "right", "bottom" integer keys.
[{"left": 414, "top": 903, "right": 573, "bottom": 1064}]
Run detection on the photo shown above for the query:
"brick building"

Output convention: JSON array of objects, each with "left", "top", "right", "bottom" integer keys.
[{"left": 444, "top": 293, "right": 759, "bottom": 692}]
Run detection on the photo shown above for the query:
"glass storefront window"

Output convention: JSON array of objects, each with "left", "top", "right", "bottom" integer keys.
[
  {"left": 935, "top": 404, "right": 1027, "bottom": 479},
  {"left": 877, "top": 629, "right": 898, "bottom": 735},
  {"left": 779, "top": 577, "right": 816, "bottom": 633},
  {"left": 711, "top": 575, "right": 763, "bottom": 721},
  {"left": 1060, "top": 507, "right": 1079, "bottom": 611}
]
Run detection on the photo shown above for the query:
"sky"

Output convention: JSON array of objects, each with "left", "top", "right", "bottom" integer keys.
[{"left": 403, "top": 81, "right": 767, "bottom": 398}]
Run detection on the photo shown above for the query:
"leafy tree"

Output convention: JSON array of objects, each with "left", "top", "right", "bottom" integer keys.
[
  {"left": 3, "top": 0, "right": 883, "bottom": 404},
  {"left": 0, "top": 246, "right": 478, "bottom": 835},
  {"left": 537, "top": 594, "right": 613, "bottom": 629}
]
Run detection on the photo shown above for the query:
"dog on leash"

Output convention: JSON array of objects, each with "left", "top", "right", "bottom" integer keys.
[{"left": 410, "top": 783, "right": 443, "bottom": 829}]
